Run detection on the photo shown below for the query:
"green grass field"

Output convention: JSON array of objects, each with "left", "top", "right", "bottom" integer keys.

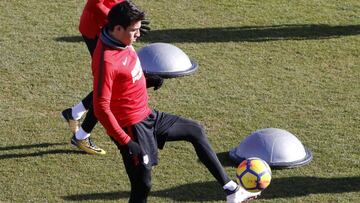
[{"left": 1, "top": 0, "right": 359, "bottom": 202}]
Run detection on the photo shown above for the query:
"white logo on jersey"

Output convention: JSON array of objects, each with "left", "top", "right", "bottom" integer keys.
[
  {"left": 122, "top": 57, "right": 128, "bottom": 65},
  {"left": 131, "top": 58, "right": 143, "bottom": 83}
]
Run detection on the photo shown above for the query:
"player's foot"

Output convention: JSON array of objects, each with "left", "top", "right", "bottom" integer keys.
[
  {"left": 226, "top": 185, "right": 261, "bottom": 203},
  {"left": 71, "top": 135, "right": 106, "bottom": 155},
  {"left": 61, "top": 108, "right": 80, "bottom": 134}
]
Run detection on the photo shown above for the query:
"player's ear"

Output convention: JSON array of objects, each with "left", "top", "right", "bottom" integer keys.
[{"left": 114, "top": 25, "right": 125, "bottom": 32}]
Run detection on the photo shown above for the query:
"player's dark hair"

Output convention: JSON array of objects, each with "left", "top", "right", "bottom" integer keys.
[{"left": 107, "top": 0, "right": 145, "bottom": 31}]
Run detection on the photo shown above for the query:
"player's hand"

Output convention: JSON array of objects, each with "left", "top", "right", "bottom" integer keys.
[
  {"left": 140, "top": 19, "right": 151, "bottom": 36},
  {"left": 145, "top": 74, "right": 164, "bottom": 91},
  {"left": 127, "top": 140, "right": 142, "bottom": 166},
  {"left": 127, "top": 140, "right": 141, "bottom": 156}
]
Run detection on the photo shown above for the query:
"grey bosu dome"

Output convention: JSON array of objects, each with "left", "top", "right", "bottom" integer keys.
[
  {"left": 137, "top": 43, "right": 198, "bottom": 78},
  {"left": 229, "top": 128, "right": 312, "bottom": 169}
]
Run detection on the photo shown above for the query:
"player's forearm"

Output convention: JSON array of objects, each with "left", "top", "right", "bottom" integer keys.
[
  {"left": 93, "top": 98, "right": 131, "bottom": 145},
  {"left": 94, "top": 2, "right": 110, "bottom": 18}
]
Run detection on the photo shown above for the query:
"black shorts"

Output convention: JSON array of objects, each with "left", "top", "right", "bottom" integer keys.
[{"left": 113, "top": 110, "right": 179, "bottom": 168}]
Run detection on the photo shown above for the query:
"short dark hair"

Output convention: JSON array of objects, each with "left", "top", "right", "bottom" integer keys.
[{"left": 107, "top": 0, "right": 145, "bottom": 31}]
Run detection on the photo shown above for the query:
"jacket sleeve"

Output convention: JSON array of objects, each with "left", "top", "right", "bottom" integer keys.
[
  {"left": 92, "top": 57, "right": 131, "bottom": 145},
  {"left": 88, "top": 0, "right": 110, "bottom": 18}
]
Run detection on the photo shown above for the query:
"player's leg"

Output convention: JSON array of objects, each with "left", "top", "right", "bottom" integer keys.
[
  {"left": 82, "top": 35, "right": 98, "bottom": 57},
  {"left": 61, "top": 34, "right": 98, "bottom": 131},
  {"left": 71, "top": 103, "right": 105, "bottom": 155},
  {"left": 114, "top": 132, "right": 152, "bottom": 203},
  {"left": 80, "top": 102, "right": 97, "bottom": 134},
  {"left": 161, "top": 116, "right": 231, "bottom": 185},
  {"left": 62, "top": 35, "right": 105, "bottom": 154},
  {"left": 75, "top": 34, "right": 98, "bottom": 113},
  {"left": 155, "top": 112, "right": 260, "bottom": 202},
  {"left": 62, "top": 91, "right": 105, "bottom": 155},
  {"left": 121, "top": 148, "right": 152, "bottom": 203},
  {"left": 61, "top": 92, "right": 92, "bottom": 128}
]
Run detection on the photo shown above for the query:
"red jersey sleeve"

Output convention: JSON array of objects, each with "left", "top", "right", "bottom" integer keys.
[
  {"left": 91, "top": 0, "right": 110, "bottom": 18},
  {"left": 90, "top": 0, "right": 127, "bottom": 19},
  {"left": 79, "top": 0, "right": 126, "bottom": 39},
  {"left": 92, "top": 46, "right": 131, "bottom": 145}
]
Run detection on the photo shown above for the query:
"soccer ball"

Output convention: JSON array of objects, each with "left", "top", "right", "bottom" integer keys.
[{"left": 236, "top": 157, "right": 272, "bottom": 193}]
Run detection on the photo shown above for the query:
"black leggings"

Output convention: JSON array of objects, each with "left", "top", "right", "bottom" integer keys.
[
  {"left": 78, "top": 35, "right": 98, "bottom": 133},
  {"left": 118, "top": 112, "right": 230, "bottom": 203},
  {"left": 80, "top": 91, "right": 97, "bottom": 133},
  {"left": 165, "top": 118, "right": 231, "bottom": 186}
]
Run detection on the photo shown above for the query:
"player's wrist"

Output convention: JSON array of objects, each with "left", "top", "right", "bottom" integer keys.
[
  {"left": 145, "top": 74, "right": 164, "bottom": 90},
  {"left": 127, "top": 140, "right": 141, "bottom": 155}
]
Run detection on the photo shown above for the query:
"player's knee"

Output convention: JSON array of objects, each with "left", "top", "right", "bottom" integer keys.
[
  {"left": 131, "top": 176, "right": 151, "bottom": 200},
  {"left": 143, "top": 179, "right": 152, "bottom": 192},
  {"left": 188, "top": 122, "right": 208, "bottom": 143},
  {"left": 142, "top": 169, "right": 152, "bottom": 192}
]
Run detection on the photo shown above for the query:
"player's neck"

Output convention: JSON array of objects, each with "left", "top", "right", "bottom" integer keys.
[{"left": 101, "top": 28, "right": 127, "bottom": 49}]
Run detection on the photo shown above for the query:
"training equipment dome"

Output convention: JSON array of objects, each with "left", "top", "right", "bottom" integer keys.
[
  {"left": 137, "top": 43, "right": 198, "bottom": 78},
  {"left": 229, "top": 128, "right": 312, "bottom": 169}
]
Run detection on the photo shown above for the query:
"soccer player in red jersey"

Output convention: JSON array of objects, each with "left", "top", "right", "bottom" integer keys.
[
  {"left": 80, "top": 0, "right": 127, "bottom": 55},
  {"left": 61, "top": 0, "right": 150, "bottom": 155},
  {"left": 92, "top": 1, "right": 261, "bottom": 202}
]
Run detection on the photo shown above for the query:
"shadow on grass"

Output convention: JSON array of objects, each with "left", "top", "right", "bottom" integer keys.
[
  {"left": 55, "top": 24, "right": 360, "bottom": 44},
  {"left": 62, "top": 176, "right": 360, "bottom": 201},
  {"left": 55, "top": 36, "right": 83, "bottom": 43},
  {"left": 0, "top": 150, "right": 85, "bottom": 159},
  {"left": 0, "top": 142, "right": 84, "bottom": 159},
  {"left": 264, "top": 176, "right": 360, "bottom": 199},
  {"left": 62, "top": 181, "right": 223, "bottom": 202},
  {"left": 0, "top": 142, "right": 66, "bottom": 151}
]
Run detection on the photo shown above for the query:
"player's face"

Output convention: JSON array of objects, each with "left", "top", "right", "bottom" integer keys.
[{"left": 116, "top": 20, "right": 141, "bottom": 46}]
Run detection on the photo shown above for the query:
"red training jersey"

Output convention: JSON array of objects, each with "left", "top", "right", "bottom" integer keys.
[
  {"left": 79, "top": 0, "right": 125, "bottom": 39},
  {"left": 92, "top": 40, "right": 151, "bottom": 145}
]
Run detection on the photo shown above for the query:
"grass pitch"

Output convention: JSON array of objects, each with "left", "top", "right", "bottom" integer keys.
[{"left": 0, "top": 0, "right": 359, "bottom": 202}]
